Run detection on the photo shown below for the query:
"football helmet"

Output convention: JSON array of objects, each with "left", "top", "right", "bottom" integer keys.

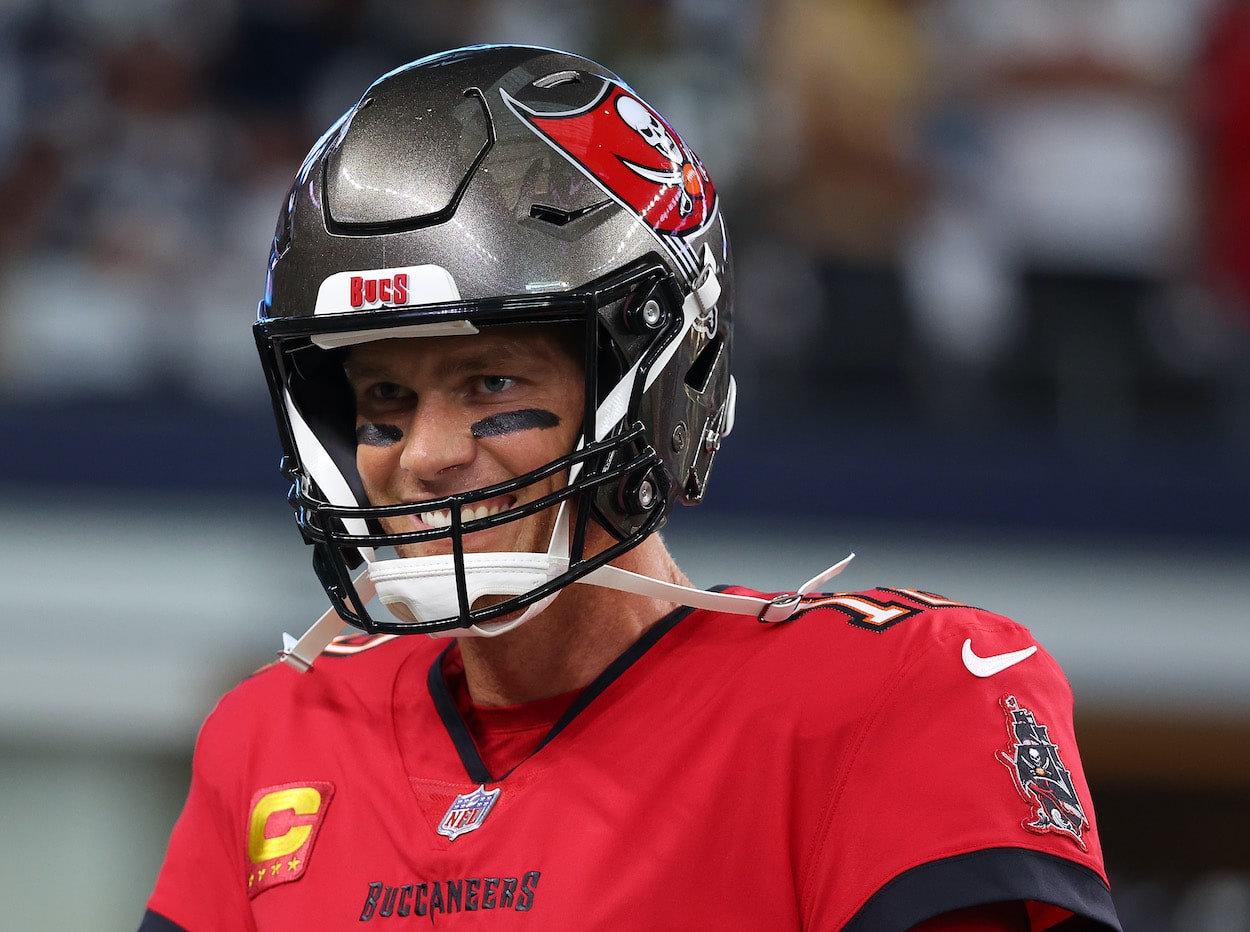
[{"left": 255, "top": 45, "right": 736, "bottom": 638}]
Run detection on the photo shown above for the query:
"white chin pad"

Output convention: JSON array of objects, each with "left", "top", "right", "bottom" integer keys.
[{"left": 367, "top": 550, "right": 568, "bottom": 637}]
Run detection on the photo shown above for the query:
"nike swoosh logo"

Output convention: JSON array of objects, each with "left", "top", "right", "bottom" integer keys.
[{"left": 961, "top": 638, "right": 1038, "bottom": 677}]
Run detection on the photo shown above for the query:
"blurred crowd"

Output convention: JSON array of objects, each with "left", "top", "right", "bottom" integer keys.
[
  {"left": 744, "top": 0, "right": 1250, "bottom": 446},
  {"left": 1, "top": 0, "right": 1249, "bottom": 439}
]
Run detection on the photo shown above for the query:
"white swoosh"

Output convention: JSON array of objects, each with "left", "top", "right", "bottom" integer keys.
[{"left": 961, "top": 638, "right": 1038, "bottom": 678}]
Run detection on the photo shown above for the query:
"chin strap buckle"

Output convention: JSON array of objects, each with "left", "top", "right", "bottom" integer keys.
[
  {"left": 758, "top": 592, "right": 804, "bottom": 623},
  {"left": 279, "top": 570, "right": 375, "bottom": 672},
  {"left": 754, "top": 552, "right": 858, "bottom": 624}
]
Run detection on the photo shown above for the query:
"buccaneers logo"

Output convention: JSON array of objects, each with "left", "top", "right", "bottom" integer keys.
[
  {"left": 997, "top": 696, "right": 1089, "bottom": 850},
  {"left": 503, "top": 79, "right": 716, "bottom": 236}
]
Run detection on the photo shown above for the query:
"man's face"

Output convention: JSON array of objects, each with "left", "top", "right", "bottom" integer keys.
[{"left": 344, "top": 324, "right": 585, "bottom": 561}]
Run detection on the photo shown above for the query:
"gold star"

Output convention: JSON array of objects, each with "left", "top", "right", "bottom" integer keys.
[
  {"left": 287, "top": 857, "right": 302, "bottom": 872},
  {"left": 271, "top": 863, "right": 281, "bottom": 876}
]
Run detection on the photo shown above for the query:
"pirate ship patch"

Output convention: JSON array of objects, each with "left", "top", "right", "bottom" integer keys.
[{"left": 996, "top": 696, "right": 1090, "bottom": 850}]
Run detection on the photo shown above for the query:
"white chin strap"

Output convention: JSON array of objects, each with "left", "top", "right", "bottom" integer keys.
[{"left": 278, "top": 549, "right": 855, "bottom": 673}]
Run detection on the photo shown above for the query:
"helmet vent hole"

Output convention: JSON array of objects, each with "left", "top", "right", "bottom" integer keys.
[
  {"left": 530, "top": 203, "right": 576, "bottom": 226},
  {"left": 529, "top": 201, "right": 609, "bottom": 226},
  {"left": 534, "top": 70, "right": 582, "bottom": 89},
  {"left": 684, "top": 335, "right": 724, "bottom": 395}
]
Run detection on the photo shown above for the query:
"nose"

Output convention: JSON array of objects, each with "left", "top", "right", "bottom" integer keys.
[{"left": 397, "top": 396, "right": 477, "bottom": 481}]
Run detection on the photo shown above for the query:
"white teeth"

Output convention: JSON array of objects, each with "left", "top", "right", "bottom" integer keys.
[
  {"left": 420, "top": 509, "right": 452, "bottom": 529},
  {"left": 464, "top": 502, "right": 506, "bottom": 523},
  {"left": 418, "top": 501, "right": 507, "bottom": 529}
]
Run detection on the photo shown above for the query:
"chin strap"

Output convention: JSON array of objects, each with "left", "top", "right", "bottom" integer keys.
[
  {"left": 278, "top": 553, "right": 856, "bottom": 673},
  {"left": 579, "top": 552, "right": 855, "bottom": 622},
  {"left": 279, "top": 571, "right": 377, "bottom": 673}
]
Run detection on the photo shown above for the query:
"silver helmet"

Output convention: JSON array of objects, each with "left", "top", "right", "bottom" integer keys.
[{"left": 255, "top": 45, "right": 735, "bottom": 636}]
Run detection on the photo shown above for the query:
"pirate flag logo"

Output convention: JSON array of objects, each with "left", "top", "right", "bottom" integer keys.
[
  {"left": 503, "top": 78, "right": 717, "bottom": 236},
  {"left": 997, "top": 696, "right": 1090, "bottom": 850}
]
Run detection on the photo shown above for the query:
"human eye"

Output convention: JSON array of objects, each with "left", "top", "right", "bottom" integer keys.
[
  {"left": 354, "top": 379, "right": 413, "bottom": 413},
  {"left": 480, "top": 375, "right": 516, "bottom": 394},
  {"left": 371, "top": 381, "right": 409, "bottom": 401}
]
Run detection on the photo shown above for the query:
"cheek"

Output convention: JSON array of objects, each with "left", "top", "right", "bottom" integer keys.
[
  {"left": 355, "top": 443, "right": 399, "bottom": 498},
  {"left": 483, "top": 417, "right": 581, "bottom": 479}
]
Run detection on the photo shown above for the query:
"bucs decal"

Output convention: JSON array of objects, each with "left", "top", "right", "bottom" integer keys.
[
  {"left": 503, "top": 80, "right": 716, "bottom": 236},
  {"left": 997, "top": 697, "right": 1089, "bottom": 850},
  {"left": 246, "top": 782, "right": 335, "bottom": 896}
]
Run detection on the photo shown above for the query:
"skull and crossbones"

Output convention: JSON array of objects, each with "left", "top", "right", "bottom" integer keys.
[{"left": 615, "top": 95, "right": 702, "bottom": 217}]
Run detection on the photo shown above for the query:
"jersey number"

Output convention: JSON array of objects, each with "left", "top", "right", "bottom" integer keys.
[{"left": 803, "top": 587, "right": 965, "bottom": 632}]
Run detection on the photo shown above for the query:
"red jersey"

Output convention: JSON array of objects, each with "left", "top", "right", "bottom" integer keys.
[{"left": 141, "top": 586, "right": 1121, "bottom": 930}]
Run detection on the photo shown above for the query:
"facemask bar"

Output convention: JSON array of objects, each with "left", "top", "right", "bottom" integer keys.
[
  {"left": 255, "top": 255, "right": 688, "bottom": 634},
  {"left": 302, "top": 432, "right": 671, "bottom": 635}
]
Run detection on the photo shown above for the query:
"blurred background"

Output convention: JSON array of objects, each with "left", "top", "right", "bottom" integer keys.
[{"left": 1, "top": 0, "right": 1248, "bottom": 928}]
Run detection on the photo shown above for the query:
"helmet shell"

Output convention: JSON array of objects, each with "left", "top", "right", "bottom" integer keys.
[{"left": 256, "top": 45, "right": 735, "bottom": 633}]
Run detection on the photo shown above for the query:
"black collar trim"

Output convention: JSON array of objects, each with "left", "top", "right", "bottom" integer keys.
[{"left": 428, "top": 602, "right": 698, "bottom": 784}]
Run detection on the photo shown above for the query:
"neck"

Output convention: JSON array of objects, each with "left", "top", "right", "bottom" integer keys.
[{"left": 456, "top": 534, "right": 688, "bottom": 707}]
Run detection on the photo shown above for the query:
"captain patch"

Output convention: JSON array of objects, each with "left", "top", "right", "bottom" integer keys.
[{"left": 246, "top": 781, "right": 335, "bottom": 896}]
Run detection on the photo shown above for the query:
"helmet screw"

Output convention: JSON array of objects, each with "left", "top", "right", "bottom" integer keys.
[
  {"left": 672, "top": 422, "right": 687, "bottom": 452},
  {"left": 622, "top": 470, "right": 660, "bottom": 514},
  {"left": 624, "top": 293, "right": 668, "bottom": 333},
  {"left": 641, "top": 299, "right": 663, "bottom": 327}
]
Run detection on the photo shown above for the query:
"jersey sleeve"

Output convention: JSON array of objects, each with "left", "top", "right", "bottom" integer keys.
[
  {"left": 143, "top": 697, "right": 257, "bottom": 932},
  {"left": 801, "top": 599, "right": 1121, "bottom": 931}
]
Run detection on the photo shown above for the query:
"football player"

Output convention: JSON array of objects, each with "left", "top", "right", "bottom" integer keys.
[{"left": 140, "top": 45, "right": 1122, "bottom": 930}]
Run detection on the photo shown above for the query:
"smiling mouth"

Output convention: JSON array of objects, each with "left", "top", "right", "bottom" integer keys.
[{"left": 417, "top": 496, "right": 516, "bottom": 530}]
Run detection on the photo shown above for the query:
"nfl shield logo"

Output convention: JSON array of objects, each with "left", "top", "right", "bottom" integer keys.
[{"left": 437, "top": 785, "right": 501, "bottom": 841}]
